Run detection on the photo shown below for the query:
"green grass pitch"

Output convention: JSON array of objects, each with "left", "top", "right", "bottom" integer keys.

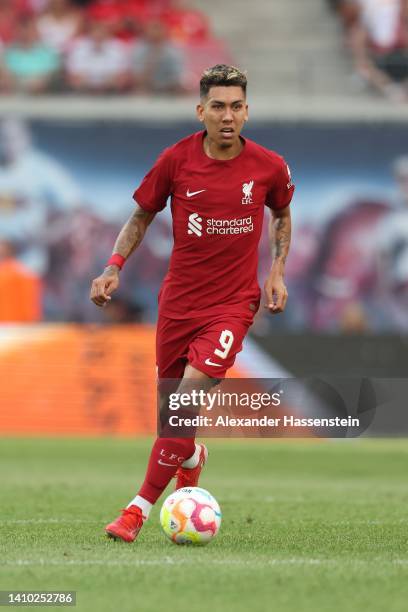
[{"left": 1, "top": 438, "right": 408, "bottom": 612}]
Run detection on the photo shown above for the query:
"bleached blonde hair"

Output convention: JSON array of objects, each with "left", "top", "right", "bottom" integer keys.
[{"left": 200, "top": 64, "right": 247, "bottom": 99}]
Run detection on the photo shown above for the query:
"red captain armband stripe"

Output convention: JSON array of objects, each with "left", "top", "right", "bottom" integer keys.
[{"left": 106, "top": 253, "right": 126, "bottom": 270}]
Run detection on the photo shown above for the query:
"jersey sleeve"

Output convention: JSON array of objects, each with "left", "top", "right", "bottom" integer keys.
[
  {"left": 133, "top": 147, "right": 173, "bottom": 212},
  {"left": 265, "top": 157, "right": 295, "bottom": 211}
]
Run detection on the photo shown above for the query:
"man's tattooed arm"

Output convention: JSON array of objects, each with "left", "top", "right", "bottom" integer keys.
[
  {"left": 90, "top": 205, "right": 155, "bottom": 307},
  {"left": 269, "top": 205, "right": 292, "bottom": 273},
  {"left": 104, "top": 205, "right": 156, "bottom": 274},
  {"left": 264, "top": 206, "right": 292, "bottom": 314}
]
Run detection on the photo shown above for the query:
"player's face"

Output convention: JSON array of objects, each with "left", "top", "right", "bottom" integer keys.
[{"left": 196, "top": 86, "right": 248, "bottom": 149}]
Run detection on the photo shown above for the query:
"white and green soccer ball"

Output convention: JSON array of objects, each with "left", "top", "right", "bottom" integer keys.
[{"left": 160, "top": 487, "right": 222, "bottom": 545}]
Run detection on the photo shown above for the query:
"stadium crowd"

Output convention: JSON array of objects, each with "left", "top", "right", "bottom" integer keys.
[
  {"left": 329, "top": 0, "right": 408, "bottom": 102},
  {"left": 0, "top": 0, "right": 227, "bottom": 94}
]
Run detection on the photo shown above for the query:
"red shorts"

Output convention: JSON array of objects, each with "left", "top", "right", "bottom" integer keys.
[{"left": 156, "top": 311, "right": 255, "bottom": 379}]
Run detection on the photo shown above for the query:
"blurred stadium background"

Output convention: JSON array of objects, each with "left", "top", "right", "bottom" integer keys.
[{"left": 1, "top": 0, "right": 408, "bottom": 436}]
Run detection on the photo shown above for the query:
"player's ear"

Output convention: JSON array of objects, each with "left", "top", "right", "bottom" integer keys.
[
  {"left": 196, "top": 103, "right": 205, "bottom": 122},
  {"left": 244, "top": 104, "right": 249, "bottom": 122}
]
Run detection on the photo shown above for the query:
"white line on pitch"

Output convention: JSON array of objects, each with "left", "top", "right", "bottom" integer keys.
[
  {"left": 1, "top": 519, "right": 97, "bottom": 524},
  {"left": 2, "top": 517, "right": 408, "bottom": 526},
  {"left": 2, "top": 558, "right": 407, "bottom": 568}
]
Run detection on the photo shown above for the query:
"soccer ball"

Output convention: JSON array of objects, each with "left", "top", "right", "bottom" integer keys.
[{"left": 160, "top": 487, "right": 221, "bottom": 545}]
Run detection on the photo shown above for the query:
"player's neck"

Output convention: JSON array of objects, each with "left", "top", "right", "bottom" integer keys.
[{"left": 203, "top": 135, "right": 243, "bottom": 161}]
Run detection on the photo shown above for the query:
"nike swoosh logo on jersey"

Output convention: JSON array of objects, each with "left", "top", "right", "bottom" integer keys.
[
  {"left": 158, "top": 459, "right": 177, "bottom": 467},
  {"left": 186, "top": 189, "right": 206, "bottom": 197},
  {"left": 205, "top": 358, "right": 222, "bottom": 367}
]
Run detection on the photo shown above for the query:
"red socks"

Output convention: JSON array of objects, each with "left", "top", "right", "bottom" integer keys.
[{"left": 137, "top": 437, "right": 195, "bottom": 504}]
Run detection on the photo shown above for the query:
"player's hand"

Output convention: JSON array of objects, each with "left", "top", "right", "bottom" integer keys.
[
  {"left": 264, "top": 272, "right": 288, "bottom": 314},
  {"left": 90, "top": 267, "right": 120, "bottom": 307}
]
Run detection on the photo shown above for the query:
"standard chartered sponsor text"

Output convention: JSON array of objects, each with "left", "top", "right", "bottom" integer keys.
[{"left": 206, "top": 216, "right": 253, "bottom": 235}]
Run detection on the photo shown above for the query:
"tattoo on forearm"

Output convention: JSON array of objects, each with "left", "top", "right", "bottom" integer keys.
[
  {"left": 272, "top": 216, "right": 291, "bottom": 263},
  {"left": 112, "top": 208, "right": 153, "bottom": 259}
]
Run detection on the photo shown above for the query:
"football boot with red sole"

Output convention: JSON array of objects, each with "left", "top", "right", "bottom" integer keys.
[{"left": 105, "top": 505, "right": 144, "bottom": 543}]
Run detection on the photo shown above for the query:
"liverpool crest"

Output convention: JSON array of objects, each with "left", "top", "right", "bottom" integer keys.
[{"left": 242, "top": 180, "right": 254, "bottom": 204}]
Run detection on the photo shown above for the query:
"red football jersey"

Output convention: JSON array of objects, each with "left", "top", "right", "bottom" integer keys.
[{"left": 133, "top": 131, "right": 294, "bottom": 319}]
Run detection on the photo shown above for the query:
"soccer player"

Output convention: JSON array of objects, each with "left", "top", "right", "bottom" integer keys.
[{"left": 90, "top": 64, "right": 294, "bottom": 542}]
